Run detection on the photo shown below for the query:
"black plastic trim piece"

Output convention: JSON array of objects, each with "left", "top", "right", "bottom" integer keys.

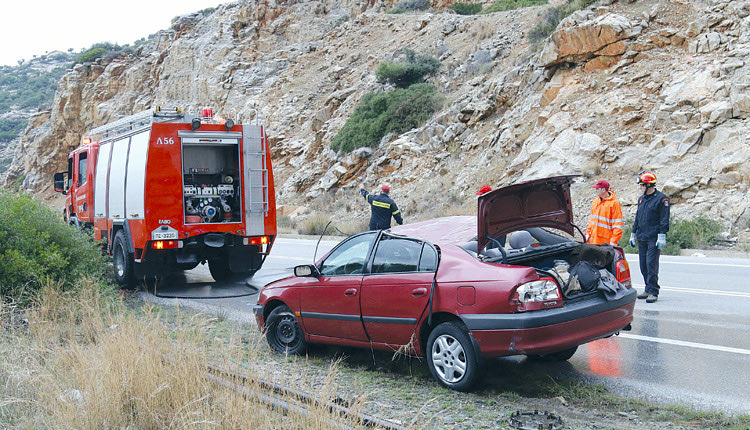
[
  {"left": 362, "top": 316, "right": 417, "bottom": 325},
  {"left": 460, "top": 289, "right": 636, "bottom": 330},
  {"left": 299, "top": 312, "right": 361, "bottom": 322},
  {"left": 252, "top": 304, "right": 264, "bottom": 317}
]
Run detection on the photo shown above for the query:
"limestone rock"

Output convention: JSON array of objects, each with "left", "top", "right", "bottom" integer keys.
[{"left": 539, "top": 13, "right": 642, "bottom": 67}]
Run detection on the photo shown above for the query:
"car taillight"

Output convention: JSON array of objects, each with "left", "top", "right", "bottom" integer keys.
[
  {"left": 152, "top": 240, "right": 181, "bottom": 249},
  {"left": 616, "top": 259, "right": 631, "bottom": 288},
  {"left": 509, "top": 277, "right": 562, "bottom": 312}
]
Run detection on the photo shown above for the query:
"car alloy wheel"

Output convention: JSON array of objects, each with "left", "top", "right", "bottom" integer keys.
[
  {"left": 426, "top": 322, "right": 478, "bottom": 391},
  {"left": 432, "top": 333, "right": 467, "bottom": 383},
  {"left": 265, "top": 305, "right": 306, "bottom": 355}
]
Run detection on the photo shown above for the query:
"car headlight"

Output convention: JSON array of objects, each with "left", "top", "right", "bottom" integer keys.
[{"left": 514, "top": 278, "right": 561, "bottom": 303}]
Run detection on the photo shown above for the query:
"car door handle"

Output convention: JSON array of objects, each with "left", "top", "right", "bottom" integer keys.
[
  {"left": 344, "top": 288, "right": 357, "bottom": 296},
  {"left": 411, "top": 288, "right": 427, "bottom": 297}
]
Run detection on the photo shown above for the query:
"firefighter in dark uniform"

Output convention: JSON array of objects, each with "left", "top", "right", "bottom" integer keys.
[
  {"left": 359, "top": 183, "right": 403, "bottom": 230},
  {"left": 629, "top": 171, "right": 670, "bottom": 303}
]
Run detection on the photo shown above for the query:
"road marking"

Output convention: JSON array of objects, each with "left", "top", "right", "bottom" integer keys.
[
  {"left": 619, "top": 333, "right": 750, "bottom": 356},
  {"left": 631, "top": 284, "right": 750, "bottom": 298},
  {"left": 626, "top": 258, "right": 750, "bottom": 269}
]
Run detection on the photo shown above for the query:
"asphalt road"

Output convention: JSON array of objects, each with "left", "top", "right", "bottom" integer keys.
[{"left": 142, "top": 238, "right": 750, "bottom": 415}]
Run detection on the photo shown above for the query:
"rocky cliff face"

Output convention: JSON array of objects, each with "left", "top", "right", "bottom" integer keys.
[{"left": 4, "top": 0, "right": 749, "bottom": 233}]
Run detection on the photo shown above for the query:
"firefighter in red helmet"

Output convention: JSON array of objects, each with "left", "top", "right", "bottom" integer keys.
[
  {"left": 359, "top": 183, "right": 403, "bottom": 230},
  {"left": 629, "top": 171, "right": 670, "bottom": 303}
]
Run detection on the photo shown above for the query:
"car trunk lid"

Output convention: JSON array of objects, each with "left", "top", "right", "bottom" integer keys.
[{"left": 477, "top": 175, "right": 579, "bottom": 254}]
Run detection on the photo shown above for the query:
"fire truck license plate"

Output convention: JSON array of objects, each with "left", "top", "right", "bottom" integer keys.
[{"left": 153, "top": 231, "right": 178, "bottom": 240}]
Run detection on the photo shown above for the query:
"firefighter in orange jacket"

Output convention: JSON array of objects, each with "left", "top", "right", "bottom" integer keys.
[{"left": 585, "top": 180, "right": 623, "bottom": 246}]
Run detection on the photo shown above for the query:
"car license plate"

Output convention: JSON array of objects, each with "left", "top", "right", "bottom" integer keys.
[{"left": 152, "top": 231, "right": 178, "bottom": 240}]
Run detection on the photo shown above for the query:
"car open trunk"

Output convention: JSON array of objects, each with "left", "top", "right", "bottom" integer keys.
[{"left": 478, "top": 227, "right": 622, "bottom": 300}]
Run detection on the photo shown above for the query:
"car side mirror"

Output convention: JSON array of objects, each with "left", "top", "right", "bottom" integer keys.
[
  {"left": 294, "top": 264, "right": 319, "bottom": 277},
  {"left": 53, "top": 172, "right": 67, "bottom": 195}
]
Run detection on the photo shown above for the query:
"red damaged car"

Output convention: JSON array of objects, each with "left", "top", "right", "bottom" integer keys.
[{"left": 254, "top": 176, "right": 635, "bottom": 390}]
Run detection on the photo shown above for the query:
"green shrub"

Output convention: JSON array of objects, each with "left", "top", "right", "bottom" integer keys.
[
  {"left": 387, "top": 8, "right": 406, "bottom": 14},
  {"left": 73, "top": 42, "right": 121, "bottom": 65},
  {"left": 619, "top": 217, "right": 723, "bottom": 256},
  {"left": 376, "top": 48, "right": 440, "bottom": 88},
  {"left": 0, "top": 192, "right": 108, "bottom": 305},
  {"left": 528, "top": 0, "right": 596, "bottom": 43},
  {"left": 450, "top": 2, "right": 483, "bottom": 15},
  {"left": 0, "top": 118, "right": 27, "bottom": 143},
  {"left": 482, "top": 0, "right": 547, "bottom": 14},
  {"left": 331, "top": 83, "right": 440, "bottom": 153}
]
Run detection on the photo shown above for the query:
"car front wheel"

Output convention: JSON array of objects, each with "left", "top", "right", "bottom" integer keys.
[
  {"left": 265, "top": 305, "right": 306, "bottom": 355},
  {"left": 426, "top": 322, "right": 479, "bottom": 391}
]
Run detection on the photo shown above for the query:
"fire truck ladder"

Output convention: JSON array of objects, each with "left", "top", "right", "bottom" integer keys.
[
  {"left": 89, "top": 107, "right": 184, "bottom": 140},
  {"left": 246, "top": 133, "right": 269, "bottom": 214}
]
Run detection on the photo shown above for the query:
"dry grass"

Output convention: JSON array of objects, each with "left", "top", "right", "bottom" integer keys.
[{"left": 0, "top": 281, "right": 370, "bottom": 429}]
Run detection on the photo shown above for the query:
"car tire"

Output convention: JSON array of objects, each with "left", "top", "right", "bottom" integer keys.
[
  {"left": 527, "top": 345, "right": 578, "bottom": 362},
  {"left": 426, "top": 322, "right": 479, "bottom": 392},
  {"left": 265, "top": 305, "right": 306, "bottom": 355},
  {"left": 113, "top": 230, "right": 135, "bottom": 289}
]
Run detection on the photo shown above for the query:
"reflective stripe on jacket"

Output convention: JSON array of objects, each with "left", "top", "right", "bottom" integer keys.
[
  {"left": 361, "top": 189, "right": 403, "bottom": 230},
  {"left": 586, "top": 190, "right": 624, "bottom": 245}
]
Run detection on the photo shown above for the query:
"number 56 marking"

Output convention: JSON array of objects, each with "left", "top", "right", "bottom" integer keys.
[{"left": 156, "top": 137, "right": 175, "bottom": 145}]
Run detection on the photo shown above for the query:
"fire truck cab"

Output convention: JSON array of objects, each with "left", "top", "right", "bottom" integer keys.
[{"left": 54, "top": 107, "right": 277, "bottom": 287}]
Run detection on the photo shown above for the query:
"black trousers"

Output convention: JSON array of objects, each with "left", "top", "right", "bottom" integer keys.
[{"left": 638, "top": 239, "right": 661, "bottom": 296}]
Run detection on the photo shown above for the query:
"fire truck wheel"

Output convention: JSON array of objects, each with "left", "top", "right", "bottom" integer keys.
[
  {"left": 113, "top": 231, "right": 135, "bottom": 288},
  {"left": 208, "top": 259, "right": 233, "bottom": 282}
]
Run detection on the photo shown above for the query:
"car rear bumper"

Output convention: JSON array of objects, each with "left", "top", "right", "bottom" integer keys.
[{"left": 460, "top": 289, "right": 636, "bottom": 357}]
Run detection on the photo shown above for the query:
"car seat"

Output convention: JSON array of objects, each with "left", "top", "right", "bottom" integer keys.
[{"left": 508, "top": 230, "right": 534, "bottom": 249}]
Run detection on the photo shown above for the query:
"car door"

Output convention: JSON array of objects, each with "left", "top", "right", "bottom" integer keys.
[
  {"left": 360, "top": 234, "right": 439, "bottom": 347},
  {"left": 297, "top": 232, "right": 376, "bottom": 342}
]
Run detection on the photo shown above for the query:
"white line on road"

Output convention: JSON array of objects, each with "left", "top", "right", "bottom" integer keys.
[
  {"left": 631, "top": 284, "right": 750, "bottom": 298},
  {"left": 619, "top": 333, "right": 750, "bottom": 356},
  {"left": 626, "top": 258, "right": 750, "bottom": 269}
]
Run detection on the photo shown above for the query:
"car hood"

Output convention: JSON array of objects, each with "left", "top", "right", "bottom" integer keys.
[{"left": 477, "top": 175, "right": 578, "bottom": 253}]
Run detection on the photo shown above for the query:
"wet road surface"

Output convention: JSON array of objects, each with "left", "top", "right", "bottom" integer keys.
[
  {"left": 560, "top": 255, "right": 750, "bottom": 415},
  {"left": 142, "top": 239, "right": 750, "bottom": 415}
]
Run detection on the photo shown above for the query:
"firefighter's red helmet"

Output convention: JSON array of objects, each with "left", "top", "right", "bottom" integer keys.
[{"left": 637, "top": 171, "right": 657, "bottom": 185}]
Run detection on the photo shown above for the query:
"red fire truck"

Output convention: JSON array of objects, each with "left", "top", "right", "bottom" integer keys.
[{"left": 53, "top": 107, "right": 277, "bottom": 287}]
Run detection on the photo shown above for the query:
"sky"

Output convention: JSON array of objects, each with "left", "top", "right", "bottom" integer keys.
[{"left": 0, "top": 0, "right": 228, "bottom": 66}]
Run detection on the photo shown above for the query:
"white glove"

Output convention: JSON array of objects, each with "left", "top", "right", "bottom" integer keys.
[
  {"left": 656, "top": 233, "right": 666, "bottom": 249},
  {"left": 629, "top": 233, "right": 636, "bottom": 247}
]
